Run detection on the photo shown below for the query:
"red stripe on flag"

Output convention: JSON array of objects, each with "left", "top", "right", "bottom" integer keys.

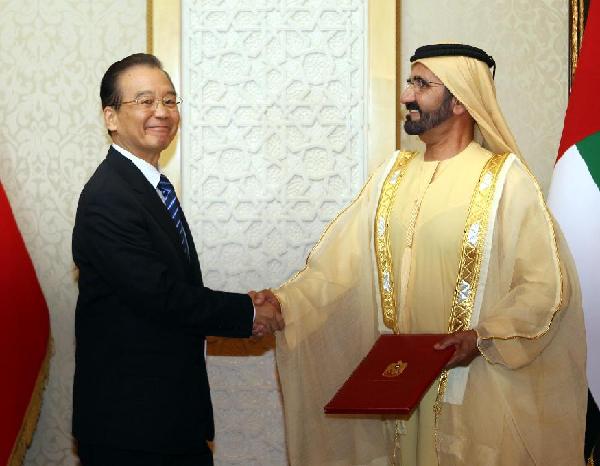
[
  {"left": 558, "top": 0, "right": 600, "bottom": 159},
  {"left": 0, "top": 181, "right": 50, "bottom": 465}
]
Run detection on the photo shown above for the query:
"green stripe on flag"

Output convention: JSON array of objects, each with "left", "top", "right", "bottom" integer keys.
[{"left": 577, "top": 130, "right": 600, "bottom": 189}]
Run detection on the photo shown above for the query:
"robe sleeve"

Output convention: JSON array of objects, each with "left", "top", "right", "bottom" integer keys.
[
  {"left": 273, "top": 162, "right": 392, "bottom": 466},
  {"left": 274, "top": 161, "right": 386, "bottom": 350},
  {"left": 475, "top": 161, "right": 574, "bottom": 369}
]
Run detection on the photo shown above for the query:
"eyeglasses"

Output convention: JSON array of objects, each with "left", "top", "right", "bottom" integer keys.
[
  {"left": 404, "top": 76, "right": 444, "bottom": 93},
  {"left": 120, "top": 96, "right": 182, "bottom": 111}
]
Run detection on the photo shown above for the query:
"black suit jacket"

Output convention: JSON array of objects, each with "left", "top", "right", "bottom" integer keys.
[{"left": 72, "top": 147, "right": 254, "bottom": 453}]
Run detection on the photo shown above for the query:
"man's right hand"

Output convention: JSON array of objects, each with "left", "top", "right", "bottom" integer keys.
[{"left": 248, "top": 290, "right": 283, "bottom": 336}]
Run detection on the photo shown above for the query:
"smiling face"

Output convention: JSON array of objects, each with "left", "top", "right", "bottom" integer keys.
[
  {"left": 400, "top": 62, "right": 455, "bottom": 136},
  {"left": 103, "top": 65, "right": 180, "bottom": 166}
]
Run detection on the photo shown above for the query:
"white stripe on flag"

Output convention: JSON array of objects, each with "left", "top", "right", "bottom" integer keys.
[{"left": 548, "top": 144, "right": 600, "bottom": 401}]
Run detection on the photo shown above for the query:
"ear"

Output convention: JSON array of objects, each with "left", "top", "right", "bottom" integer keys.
[
  {"left": 452, "top": 98, "right": 468, "bottom": 116},
  {"left": 103, "top": 106, "right": 118, "bottom": 133}
]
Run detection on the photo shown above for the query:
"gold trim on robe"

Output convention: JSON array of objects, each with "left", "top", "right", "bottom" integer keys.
[
  {"left": 434, "top": 153, "right": 510, "bottom": 418},
  {"left": 373, "top": 151, "right": 417, "bottom": 332},
  {"left": 372, "top": 151, "right": 514, "bottom": 421}
]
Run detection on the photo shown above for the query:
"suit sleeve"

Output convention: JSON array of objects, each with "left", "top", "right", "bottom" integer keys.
[{"left": 74, "top": 189, "right": 254, "bottom": 338}]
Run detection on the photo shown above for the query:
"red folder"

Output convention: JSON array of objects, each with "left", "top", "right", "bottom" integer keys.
[{"left": 324, "top": 334, "right": 454, "bottom": 415}]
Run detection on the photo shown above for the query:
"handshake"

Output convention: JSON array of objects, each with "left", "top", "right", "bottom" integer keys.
[{"left": 248, "top": 289, "right": 284, "bottom": 337}]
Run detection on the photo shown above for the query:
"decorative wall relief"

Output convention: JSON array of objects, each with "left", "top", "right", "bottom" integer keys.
[{"left": 181, "top": 1, "right": 367, "bottom": 464}]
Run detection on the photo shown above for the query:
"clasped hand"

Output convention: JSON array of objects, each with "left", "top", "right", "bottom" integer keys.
[{"left": 247, "top": 289, "right": 284, "bottom": 337}]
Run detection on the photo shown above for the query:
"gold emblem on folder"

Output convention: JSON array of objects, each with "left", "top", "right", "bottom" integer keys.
[{"left": 382, "top": 360, "right": 407, "bottom": 377}]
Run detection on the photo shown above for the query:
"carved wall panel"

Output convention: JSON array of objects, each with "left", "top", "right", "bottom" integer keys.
[{"left": 181, "top": 1, "right": 367, "bottom": 464}]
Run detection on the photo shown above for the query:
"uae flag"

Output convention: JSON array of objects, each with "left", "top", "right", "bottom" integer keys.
[
  {"left": 0, "top": 181, "right": 50, "bottom": 466},
  {"left": 547, "top": 0, "right": 600, "bottom": 402}
]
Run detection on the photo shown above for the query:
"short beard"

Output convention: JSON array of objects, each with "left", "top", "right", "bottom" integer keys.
[{"left": 404, "top": 89, "right": 455, "bottom": 135}]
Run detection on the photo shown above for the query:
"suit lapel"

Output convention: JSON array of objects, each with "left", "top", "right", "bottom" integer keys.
[
  {"left": 179, "top": 208, "right": 203, "bottom": 284},
  {"left": 105, "top": 147, "right": 190, "bottom": 265}
]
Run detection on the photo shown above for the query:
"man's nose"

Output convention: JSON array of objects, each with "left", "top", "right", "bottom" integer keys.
[
  {"left": 153, "top": 101, "right": 169, "bottom": 117},
  {"left": 399, "top": 85, "right": 415, "bottom": 104}
]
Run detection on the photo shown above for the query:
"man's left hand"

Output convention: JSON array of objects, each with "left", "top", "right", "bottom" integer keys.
[{"left": 434, "top": 330, "right": 480, "bottom": 369}]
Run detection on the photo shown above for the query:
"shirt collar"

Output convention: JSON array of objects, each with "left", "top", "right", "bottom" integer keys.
[{"left": 111, "top": 144, "right": 161, "bottom": 189}]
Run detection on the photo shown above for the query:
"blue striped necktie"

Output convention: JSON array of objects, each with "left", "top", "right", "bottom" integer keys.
[{"left": 157, "top": 175, "right": 190, "bottom": 259}]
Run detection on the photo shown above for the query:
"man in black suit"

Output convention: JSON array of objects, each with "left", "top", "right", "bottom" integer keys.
[{"left": 72, "top": 53, "right": 283, "bottom": 466}]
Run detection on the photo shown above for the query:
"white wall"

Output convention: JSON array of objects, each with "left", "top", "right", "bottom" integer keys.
[{"left": 0, "top": 1, "right": 146, "bottom": 464}]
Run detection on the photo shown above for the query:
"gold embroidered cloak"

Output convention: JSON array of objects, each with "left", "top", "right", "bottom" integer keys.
[{"left": 274, "top": 142, "right": 587, "bottom": 466}]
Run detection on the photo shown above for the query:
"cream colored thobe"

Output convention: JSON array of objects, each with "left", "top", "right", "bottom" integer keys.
[{"left": 275, "top": 142, "right": 587, "bottom": 466}]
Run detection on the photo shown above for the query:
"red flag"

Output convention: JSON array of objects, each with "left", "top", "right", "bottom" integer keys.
[
  {"left": 557, "top": 0, "right": 600, "bottom": 159},
  {"left": 0, "top": 181, "right": 50, "bottom": 466},
  {"left": 548, "top": 0, "right": 600, "bottom": 404}
]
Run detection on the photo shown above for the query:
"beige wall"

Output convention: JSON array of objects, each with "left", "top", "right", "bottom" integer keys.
[
  {"left": 399, "top": 0, "right": 568, "bottom": 193},
  {"left": 0, "top": 1, "right": 146, "bottom": 465}
]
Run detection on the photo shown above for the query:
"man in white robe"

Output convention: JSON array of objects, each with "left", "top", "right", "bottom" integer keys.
[{"left": 254, "top": 43, "right": 587, "bottom": 466}]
